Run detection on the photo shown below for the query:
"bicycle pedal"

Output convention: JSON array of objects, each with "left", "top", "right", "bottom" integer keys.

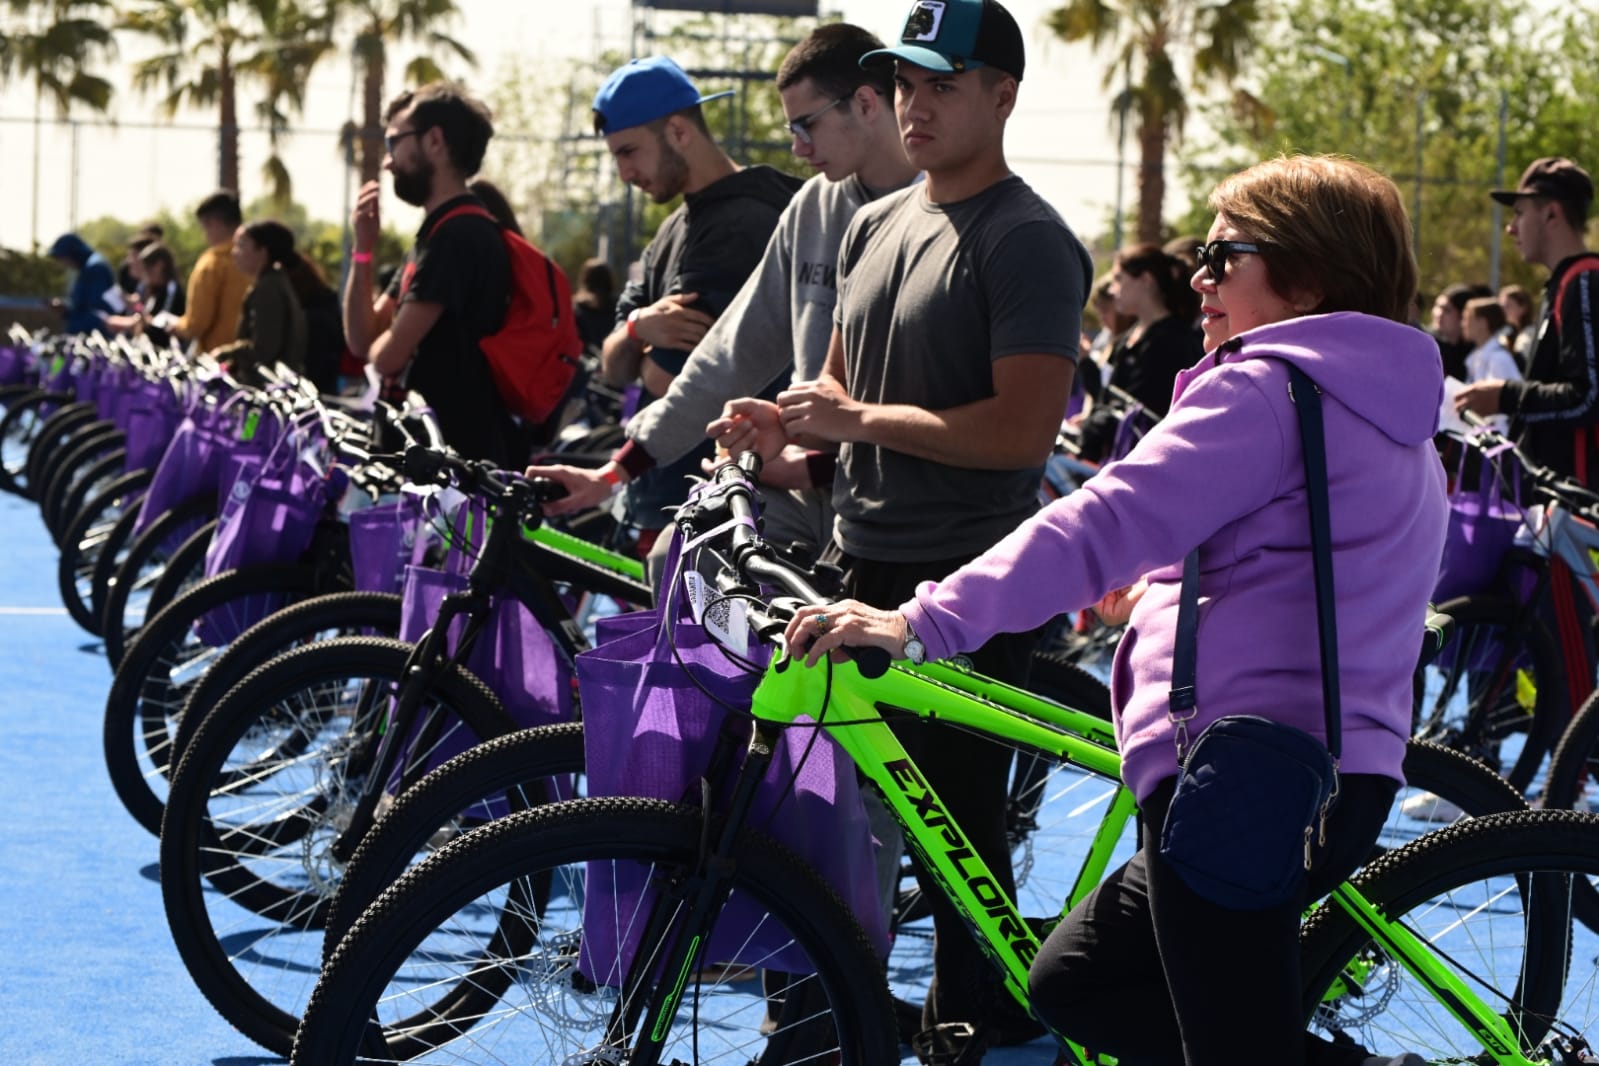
[{"left": 911, "top": 1022, "right": 985, "bottom": 1066}]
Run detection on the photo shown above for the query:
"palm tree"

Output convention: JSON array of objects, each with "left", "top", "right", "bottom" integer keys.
[
  {"left": 121, "top": 0, "right": 332, "bottom": 195},
  {"left": 334, "top": 0, "right": 476, "bottom": 186},
  {"left": 1047, "top": 0, "right": 1264, "bottom": 244},
  {"left": 0, "top": 0, "right": 118, "bottom": 246},
  {"left": 255, "top": 5, "right": 337, "bottom": 204}
]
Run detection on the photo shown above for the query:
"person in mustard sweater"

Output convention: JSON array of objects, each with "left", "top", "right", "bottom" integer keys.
[{"left": 149, "top": 190, "right": 250, "bottom": 354}]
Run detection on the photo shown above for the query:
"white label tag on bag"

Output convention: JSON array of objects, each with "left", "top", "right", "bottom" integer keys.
[
  {"left": 682, "top": 570, "right": 708, "bottom": 624},
  {"left": 703, "top": 594, "right": 749, "bottom": 655}
]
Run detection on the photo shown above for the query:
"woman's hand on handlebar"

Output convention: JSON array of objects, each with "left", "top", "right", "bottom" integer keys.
[{"left": 785, "top": 599, "right": 907, "bottom": 668}]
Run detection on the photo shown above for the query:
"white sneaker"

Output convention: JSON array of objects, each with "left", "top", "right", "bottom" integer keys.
[{"left": 1399, "top": 790, "right": 1464, "bottom": 824}]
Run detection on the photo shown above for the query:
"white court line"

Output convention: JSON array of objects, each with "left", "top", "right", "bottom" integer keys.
[{"left": 0, "top": 606, "right": 69, "bottom": 615}]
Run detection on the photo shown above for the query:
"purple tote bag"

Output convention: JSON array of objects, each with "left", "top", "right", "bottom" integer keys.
[
  {"left": 1434, "top": 438, "right": 1523, "bottom": 603},
  {"left": 390, "top": 496, "right": 576, "bottom": 774},
  {"left": 575, "top": 574, "right": 888, "bottom": 981}
]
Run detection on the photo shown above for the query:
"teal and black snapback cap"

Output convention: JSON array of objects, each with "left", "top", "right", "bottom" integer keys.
[{"left": 862, "top": 0, "right": 1025, "bottom": 80}]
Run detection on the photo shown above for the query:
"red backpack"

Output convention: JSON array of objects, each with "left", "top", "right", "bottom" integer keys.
[{"left": 404, "top": 203, "right": 583, "bottom": 424}]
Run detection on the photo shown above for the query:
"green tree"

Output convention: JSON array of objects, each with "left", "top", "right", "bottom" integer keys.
[
  {"left": 332, "top": 0, "right": 476, "bottom": 187},
  {"left": 0, "top": 249, "right": 68, "bottom": 300},
  {"left": 0, "top": 0, "right": 118, "bottom": 248},
  {"left": 1176, "top": 0, "right": 1599, "bottom": 298},
  {"left": 121, "top": 0, "right": 331, "bottom": 196},
  {"left": 254, "top": 4, "right": 338, "bottom": 205},
  {"left": 1047, "top": 0, "right": 1265, "bottom": 245}
]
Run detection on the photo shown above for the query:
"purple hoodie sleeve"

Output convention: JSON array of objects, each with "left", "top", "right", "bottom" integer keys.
[{"left": 902, "top": 363, "right": 1294, "bottom": 661}]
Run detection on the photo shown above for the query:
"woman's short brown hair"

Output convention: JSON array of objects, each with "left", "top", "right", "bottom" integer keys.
[{"left": 1208, "top": 155, "right": 1417, "bottom": 325}]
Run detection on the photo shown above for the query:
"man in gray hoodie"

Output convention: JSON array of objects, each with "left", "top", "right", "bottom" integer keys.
[{"left": 532, "top": 25, "right": 919, "bottom": 552}]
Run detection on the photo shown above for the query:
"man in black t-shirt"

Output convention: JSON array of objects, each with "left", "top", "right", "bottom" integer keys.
[{"left": 343, "top": 81, "right": 516, "bottom": 465}]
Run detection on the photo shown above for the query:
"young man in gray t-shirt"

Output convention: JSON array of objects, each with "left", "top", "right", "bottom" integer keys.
[{"left": 711, "top": 0, "right": 1093, "bottom": 1059}]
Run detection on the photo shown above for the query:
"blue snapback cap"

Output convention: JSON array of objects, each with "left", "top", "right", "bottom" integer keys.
[
  {"left": 592, "top": 56, "right": 736, "bottom": 135},
  {"left": 862, "top": 0, "right": 1025, "bottom": 80}
]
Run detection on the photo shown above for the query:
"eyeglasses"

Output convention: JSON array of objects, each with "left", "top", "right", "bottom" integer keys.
[
  {"left": 786, "top": 97, "right": 849, "bottom": 145},
  {"left": 384, "top": 129, "right": 420, "bottom": 154},
  {"left": 1195, "top": 240, "right": 1266, "bottom": 283}
]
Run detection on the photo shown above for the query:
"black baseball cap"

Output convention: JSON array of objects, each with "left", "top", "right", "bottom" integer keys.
[
  {"left": 1489, "top": 157, "right": 1594, "bottom": 207},
  {"left": 862, "top": 0, "right": 1026, "bottom": 81}
]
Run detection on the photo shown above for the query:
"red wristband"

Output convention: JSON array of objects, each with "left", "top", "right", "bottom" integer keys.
[
  {"left": 599, "top": 466, "right": 624, "bottom": 493},
  {"left": 351, "top": 251, "right": 373, "bottom": 264},
  {"left": 626, "top": 308, "right": 642, "bottom": 344}
]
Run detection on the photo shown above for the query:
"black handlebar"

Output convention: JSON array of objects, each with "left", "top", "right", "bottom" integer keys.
[
  {"left": 399, "top": 445, "right": 568, "bottom": 505},
  {"left": 1452, "top": 414, "right": 1599, "bottom": 517},
  {"left": 692, "top": 455, "right": 892, "bottom": 679}
]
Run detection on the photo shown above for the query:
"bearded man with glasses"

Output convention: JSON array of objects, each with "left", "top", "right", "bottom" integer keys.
[{"left": 342, "top": 81, "right": 520, "bottom": 466}]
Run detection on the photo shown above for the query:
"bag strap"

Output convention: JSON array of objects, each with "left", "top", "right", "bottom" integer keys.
[{"left": 1169, "top": 362, "right": 1341, "bottom": 761}]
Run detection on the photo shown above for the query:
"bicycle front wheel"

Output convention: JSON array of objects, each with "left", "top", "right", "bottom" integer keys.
[
  {"left": 1301, "top": 809, "right": 1599, "bottom": 1063},
  {"left": 160, "top": 635, "right": 517, "bottom": 1055},
  {"left": 103, "top": 562, "right": 319, "bottom": 835},
  {"left": 293, "top": 797, "right": 898, "bottom": 1066}
]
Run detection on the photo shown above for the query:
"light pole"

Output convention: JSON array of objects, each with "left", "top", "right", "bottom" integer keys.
[
  {"left": 1112, "top": 57, "right": 1131, "bottom": 252},
  {"left": 1306, "top": 46, "right": 1353, "bottom": 145},
  {"left": 1489, "top": 90, "right": 1508, "bottom": 290}
]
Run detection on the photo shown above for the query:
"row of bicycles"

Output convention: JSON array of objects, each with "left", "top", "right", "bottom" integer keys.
[{"left": 5, "top": 321, "right": 1599, "bottom": 1064}]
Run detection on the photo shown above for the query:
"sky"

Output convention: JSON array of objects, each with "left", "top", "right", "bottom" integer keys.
[{"left": 0, "top": 0, "right": 1145, "bottom": 255}]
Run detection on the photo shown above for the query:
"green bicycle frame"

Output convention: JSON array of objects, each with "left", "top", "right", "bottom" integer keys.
[
  {"left": 524, "top": 523, "right": 647, "bottom": 582},
  {"left": 745, "top": 652, "right": 1553, "bottom": 1066}
]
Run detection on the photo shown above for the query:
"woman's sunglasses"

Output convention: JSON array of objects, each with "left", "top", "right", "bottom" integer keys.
[{"left": 1196, "top": 240, "right": 1267, "bottom": 283}]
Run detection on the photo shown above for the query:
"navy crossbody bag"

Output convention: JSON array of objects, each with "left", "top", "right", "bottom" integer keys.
[{"left": 1158, "top": 362, "right": 1341, "bottom": 910}]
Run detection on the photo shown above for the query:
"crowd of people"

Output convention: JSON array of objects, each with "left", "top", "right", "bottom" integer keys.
[
  {"left": 27, "top": 0, "right": 1599, "bottom": 1062},
  {"left": 43, "top": 190, "right": 344, "bottom": 389}
]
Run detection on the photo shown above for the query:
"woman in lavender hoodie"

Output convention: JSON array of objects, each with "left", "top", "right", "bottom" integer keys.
[{"left": 784, "top": 156, "right": 1447, "bottom": 1066}]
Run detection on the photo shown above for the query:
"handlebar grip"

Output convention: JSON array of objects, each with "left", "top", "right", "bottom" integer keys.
[
  {"left": 403, "top": 444, "right": 451, "bottom": 485},
  {"left": 853, "top": 646, "right": 891, "bottom": 680},
  {"left": 529, "top": 477, "right": 568, "bottom": 503},
  {"left": 1417, "top": 610, "right": 1455, "bottom": 670}
]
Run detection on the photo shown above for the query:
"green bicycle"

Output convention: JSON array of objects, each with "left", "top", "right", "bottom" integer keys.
[{"left": 292, "top": 457, "right": 1599, "bottom": 1066}]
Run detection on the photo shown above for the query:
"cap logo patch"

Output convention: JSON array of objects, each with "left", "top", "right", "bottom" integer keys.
[{"left": 904, "top": 0, "right": 947, "bottom": 42}]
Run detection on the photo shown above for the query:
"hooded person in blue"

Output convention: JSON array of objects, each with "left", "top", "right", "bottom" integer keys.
[{"left": 47, "top": 233, "right": 124, "bottom": 336}]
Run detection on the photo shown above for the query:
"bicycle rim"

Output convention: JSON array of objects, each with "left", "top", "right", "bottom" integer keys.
[
  {"left": 1301, "top": 809, "right": 1599, "bottom": 1064},
  {"left": 295, "top": 798, "right": 897, "bottom": 1065}
]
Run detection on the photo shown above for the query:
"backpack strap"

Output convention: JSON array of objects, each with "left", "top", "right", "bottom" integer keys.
[
  {"left": 426, "top": 201, "right": 575, "bottom": 351},
  {"left": 545, "top": 256, "right": 560, "bottom": 329},
  {"left": 425, "top": 201, "right": 498, "bottom": 237},
  {"left": 399, "top": 203, "right": 497, "bottom": 301}
]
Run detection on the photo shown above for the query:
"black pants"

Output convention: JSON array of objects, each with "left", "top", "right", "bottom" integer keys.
[
  {"left": 1029, "top": 772, "right": 1400, "bottom": 1066},
  {"left": 842, "top": 552, "right": 1040, "bottom": 1036}
]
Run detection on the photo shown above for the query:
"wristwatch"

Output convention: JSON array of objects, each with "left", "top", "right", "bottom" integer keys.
[{"left": 902, "top": 621, "right": 926, "bottom": 665}]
